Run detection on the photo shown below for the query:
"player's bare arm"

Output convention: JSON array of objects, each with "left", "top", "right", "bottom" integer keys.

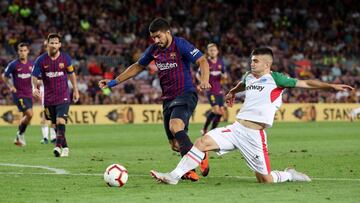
[
  {"left": 296, "top": 80, "right": 354, "bottom": 91},
  {"left": 196, "top": 55, "right": 211, "bottom": 91},
  {"left": 69, "top": 73, "right": 80, "bottom": 103},
  {"left": 31, "top": 76, "right": 40, "bottom": 99},
  {"left": 225, "top": 81, "right": 245, "bottom": 107},
  {"left": 1, "top": 73, "right": 17, "bottom": 93},
  {"left": 98, "top": 62, "right": 144, "bottom": 89}
]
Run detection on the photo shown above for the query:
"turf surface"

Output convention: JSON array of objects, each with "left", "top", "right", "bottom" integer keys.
[{"left": 0, "top": 122, "right": 359, "bottom": 202}]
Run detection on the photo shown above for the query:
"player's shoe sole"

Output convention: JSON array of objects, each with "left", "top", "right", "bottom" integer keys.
[
  {"left": 181, "top": 170, "right": 199, "bottom": 182},
  {"left": 200, "top": 152, "right": 210, "bottom": 177},
  {"left": 150, "top": 170, "right": 178, "bottom": 185},
  {"left": 53, "top": 147, "right": 61, "bottom": 157}
]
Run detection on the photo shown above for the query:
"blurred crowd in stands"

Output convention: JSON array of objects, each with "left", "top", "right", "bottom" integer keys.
[{"left": 0, "top": 0, "right": 359, "bottom": 105}]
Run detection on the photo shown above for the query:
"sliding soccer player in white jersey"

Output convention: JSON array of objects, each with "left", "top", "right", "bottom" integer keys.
[{"left": 151, "top": 47, "right": 354, "bottom": 184}]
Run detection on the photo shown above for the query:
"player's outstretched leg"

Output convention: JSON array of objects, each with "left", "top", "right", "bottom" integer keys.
[
  {"left": 284, "top": 168, "right": 311, "bottom": 182},
  {"left": 257, "top": 168, "right": 311, "bottom": 183},
  {"left": 151, "top": 145, "right": 206, "bottom": 184},
  {"left": 150, "top": 170, "right": 179, "bottom": 185}
]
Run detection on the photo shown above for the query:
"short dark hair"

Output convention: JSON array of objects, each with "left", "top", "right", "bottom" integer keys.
[
  {"left": 17, "top": 42, "right": 29, "bottom": 50},
  {"left": 149, "top": 18, "right": 170, "bottom": 33},
  {"left": 251, "top": 47, "right": 273, "bottom": 59},
  {"left": 47, "top": 33, "right": 62, "bottom": 42}
]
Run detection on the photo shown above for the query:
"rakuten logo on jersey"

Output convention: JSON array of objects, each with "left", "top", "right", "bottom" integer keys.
[
  {"left": 156, "top": 62, "right": 178, "bottom": 70},
  {"left": 45, "top": 71, "right": 64, "bottom": 78},
  {"left": 246, "top": 85, "right": 265, "bottom": 92},
  {"left": 17, "top": 73, "right": 31, "bottom": 79},
  {"left": 210, "top": 71, "right": 222, "bottom": 76}
]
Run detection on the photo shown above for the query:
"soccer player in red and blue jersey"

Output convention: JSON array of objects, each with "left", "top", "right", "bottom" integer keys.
[
  {"left": 2, "top": 43, "right": 34, "bottom": 146},
  {"left": 99, "top": 18, "right": 211, "bottom": 181},
  {"left": 32, "top": 33, "right": 80, "bottom": 157},
  {"left": 198, "top": 43, "right": 227, "bottom": 135}
]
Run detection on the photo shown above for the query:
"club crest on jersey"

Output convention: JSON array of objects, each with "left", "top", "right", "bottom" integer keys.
[
  {"left": 29, "top": 66, "right": 32, "bottom": 71},
  {"left": 170, "top": 52, "right": 176, "bottom": 59},
  {"left": 59, "top": 63, "right": 64, "bottom": 69},
  {"left": 218, "top": 65, "right": 222, "bottom": 69},
  {"left": 260, "top": 78, "right": 267, "bottom": 83}
]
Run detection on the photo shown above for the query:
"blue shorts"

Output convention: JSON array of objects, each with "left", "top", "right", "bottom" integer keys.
[
  {"left": 44, "top": 103, "right": 70, "bottom": 124},
  {"left": 207, "top": 93, "right": 224, "bottom": 107},
  {"left": 13, "top": 96, "right": 33, "bottom": 112},
  {"left": 163, "top": 91, "right": 198, "bottom": 140}
]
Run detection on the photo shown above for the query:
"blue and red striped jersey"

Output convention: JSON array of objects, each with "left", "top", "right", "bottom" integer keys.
[
  {"left": 32, "top": 52, "right": 74, "bottom": 106},
  {"left": 138, "top": 36, "right": 203, "bottom": 100},
  {"left": 4, "top": 59, "right": 33, "bottom": 99},
  {"left": 207, "top": 58, "right": 225, "bottom": 95}
]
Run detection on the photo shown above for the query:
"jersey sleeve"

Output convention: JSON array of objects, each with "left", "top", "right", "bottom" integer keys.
[
  {"left": 32, "top": 57, "right": 42, "bottom": 78},
  {"left": 138, "top": 45, "right": 154, "bottom": 67},
  {"left": 177, "top": 38, "right": 203, "bottom": 64},
  {"left": 241, "top": 71, "right": 250, "bottom": 85},
  {"left": 220, "top": 59, "right": 225, "bottom": 74},
  {"left": 4, "top": 61, "right": 16, "bottom": 78},
  {"left": 64, "top": 53, "right": 74, "bottom": 74},
  {"left": 271, "top": 72, "right": 297, "bottom": 88}
]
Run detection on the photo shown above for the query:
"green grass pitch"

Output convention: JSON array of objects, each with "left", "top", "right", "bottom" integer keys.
[{"left": 0, "top": 122, "right": 359, "bottom": 202}]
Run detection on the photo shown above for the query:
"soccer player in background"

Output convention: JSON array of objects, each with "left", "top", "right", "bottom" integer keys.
[
  {"left": 39, "top": 40, "right": 57, "bottom": 144},
  {"left": 32, "top": 33, "right": 80, "bottom": 157},
  {"left": 197, "top": 43, "right": 227, "bottom": 135},
  {"left": 2, "top": 43, "right": 34, "bottom": 147},
  {"left": 350, "top": 107, "right": 360, "bottom": 121},
  {"left": 151, "top": 47, "right": 354, "bottom": 185},
  {"left": 99, "top": 18, "right": 211, "bottom": 181}
]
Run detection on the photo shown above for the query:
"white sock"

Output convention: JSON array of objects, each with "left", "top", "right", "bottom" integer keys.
[
  {"left": 351, "top": 108, "right": 360, "bottom": 119},
  {"left": 41, "top": 125, "right": 49, "bottom": 139},
  {"left": 50, "top": 128, "right": 56, "bottom": 140},
  {"left": 271, "top": 170, "right": 293, "bottom": 183},
  {"left": 170, "top": 146, "right": 205, "bottom": 179}
]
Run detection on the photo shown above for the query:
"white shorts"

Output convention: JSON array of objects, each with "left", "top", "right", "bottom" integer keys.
[{"left": 207, "top": 121, "right": 271, "bottom": 175}]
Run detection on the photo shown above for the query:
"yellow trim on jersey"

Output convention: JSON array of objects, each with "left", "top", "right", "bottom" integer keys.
[{"left": 67, "top": 65, "right": 74, "bottom": 72}]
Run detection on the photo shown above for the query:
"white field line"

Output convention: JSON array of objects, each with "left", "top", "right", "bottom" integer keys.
[{"left": 0, "top": 163, "right": 68, "bottom": 174}]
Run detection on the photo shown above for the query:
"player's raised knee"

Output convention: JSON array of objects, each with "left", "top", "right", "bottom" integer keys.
[{"left": 169, "top": 119, "right": 185, "bottom": 134}]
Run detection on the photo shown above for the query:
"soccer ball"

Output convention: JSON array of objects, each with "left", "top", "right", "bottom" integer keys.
[{"left": 104, "top": 164, "right": 128, "bottom": 187}]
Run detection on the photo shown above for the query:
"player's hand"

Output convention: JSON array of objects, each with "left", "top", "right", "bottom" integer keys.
[
  {"left": 32, "top": 88, "right": 41, "bottom": 100},
  {"left": 99, "top": 79, "right": 110, "bottom": 89},
  {"left": 9, "top": 86, "right": 17, "bottom": 93},
  {"left": 225, "top": 92, "right": 235, "bottom": 107},
  {"left": 199, "top": 81, "right": 211, "bottom": 92},
  {"left": 331, "top": 84, "right": 354, "bottom": 91},
  {"left": 73, "top": 89, "right": 80, "bottom": 103}
]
